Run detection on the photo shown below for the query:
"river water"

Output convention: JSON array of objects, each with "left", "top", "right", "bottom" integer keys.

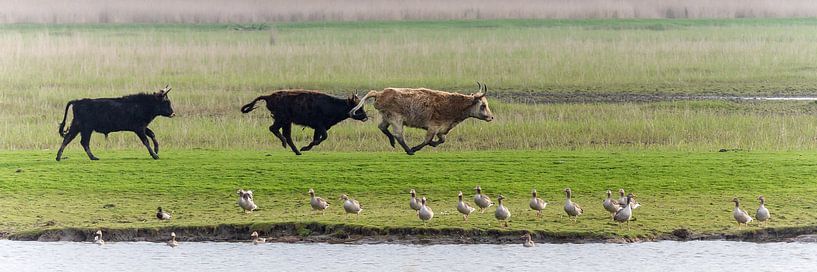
[{"left": 0, "top": 240, "right": 814, "bottom": 272}]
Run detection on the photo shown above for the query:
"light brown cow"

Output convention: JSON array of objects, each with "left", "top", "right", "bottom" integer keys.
[{"left": 349, "top": 82, "right": 494, "bottom": 155}]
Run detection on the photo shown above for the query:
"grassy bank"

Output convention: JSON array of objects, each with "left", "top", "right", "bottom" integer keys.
[{"left": 2, "top": 150, "right": 816, "bottom": 241}]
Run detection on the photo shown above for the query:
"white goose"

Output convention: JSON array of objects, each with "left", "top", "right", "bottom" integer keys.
[
  {"left": 521, "top": 233, "right": 535, "bottom": 247},
  {"left": 457, "top": 191, "right": 476, "bottom": 221},
  {"left": 308, "top": 188, "right": 329, "bottom": 214},
  {"left": 418, "top": 197, "right": 434, "bottom": 226},
  {"left": 237, "top": 189, "right": 258, "bottom": 213},
  {"left": 756, "top": 195, "right": 770, "bottom": 227},
  {"left": 341, "top": 194, "right": 363, "bottom": 217},
  {"left": 167, "top": 232, "right": 179, "bottom": 248},
  {"left": 495, "top": 194, "right": 511, "bottom": 227},
  {"left": 529, "top": 189, "right": 547, "bottom": 217},
  {"left": 613, "top": 193, "right": 635, "bottom": 230},
  {"left": 474, "top": 186, "right": 493, "bottom": 213},
  {"left": 93, "top": 230, "right": 105, "bottom": 246},
  {"left": 251, "top": 231, "right": 266, "bottom": 245},
  {"left": 409, "top": 189, "right": 421, "bottom": 214},
  {"left": 732, "top": 197, "right": 753, "bottom": 229},
  {"left": 563, "top": 188, "right": 583, "bottom": 221},
  {"left": 603, "top": 189, "right": 621, "bottom": 219}
]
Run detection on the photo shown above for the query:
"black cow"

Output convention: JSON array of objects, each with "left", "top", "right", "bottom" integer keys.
[
  {"left": 55, "top": 85, "right": 176, "bottom": 161},
  {"left": 240, "top": 90, "right": 368, "bottom": 155}
]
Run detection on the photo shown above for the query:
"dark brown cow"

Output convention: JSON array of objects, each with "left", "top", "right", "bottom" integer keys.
[
  {"left": 241, "top": 90, "right": 368, "bottom": 155},
  {"left": 349, "top": 82, "right": 494, "bottom": 155}
]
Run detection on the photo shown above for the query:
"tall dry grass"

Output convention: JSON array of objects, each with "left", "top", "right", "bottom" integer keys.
[
  {"left": 3, "top": 21, "right": 817, "bottom": 152},
  {"left": 3, "top": 0, "right": 817, "bottom": 23}
]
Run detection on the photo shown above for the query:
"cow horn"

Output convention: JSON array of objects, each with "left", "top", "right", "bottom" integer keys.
[{"left": 482, "top": 83, "right": 488, "bottom": 95}]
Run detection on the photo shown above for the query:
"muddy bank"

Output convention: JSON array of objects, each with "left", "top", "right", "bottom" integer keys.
[{"left": 7, "top": 222, "right": 817, "bottom": 244}]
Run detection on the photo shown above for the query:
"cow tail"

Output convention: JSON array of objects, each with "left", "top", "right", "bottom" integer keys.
[
  {"left": 349, "top": 90, "right": 379, "bottom": 117},
  {"left": 240, "top": 96, "right": 268, "bottom": 114},
  {"left": 58, "top": 101, "right": 74, "bottom": 138}
]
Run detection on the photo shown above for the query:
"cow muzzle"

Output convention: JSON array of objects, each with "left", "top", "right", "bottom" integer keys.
[{"left": 169, "top": 112, "right": 176, "bottom": 118}]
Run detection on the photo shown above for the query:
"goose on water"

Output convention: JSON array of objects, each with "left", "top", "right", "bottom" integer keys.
[
  {"left": 521, "top": 233, "right": 535, "bottom": 247},
  {"left": 93, "top": 230, "right": 105, "bottom": 246},
  {"left": 167, "top": 232, "right": 179, "bottom": 248},
  {"left": 251, "top": 231, "right": 266, "bottom": 245}
]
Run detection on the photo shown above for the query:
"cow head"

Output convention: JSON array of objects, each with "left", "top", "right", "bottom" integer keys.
[
  {"left": 347, "top": 93, "right": 368, "bottom": 121},
  {"left": 469, "top": 82, "right": 494, "bottom": 122},
  {"left": 155, "top": 85, "right": 176, "bottom": 118}
]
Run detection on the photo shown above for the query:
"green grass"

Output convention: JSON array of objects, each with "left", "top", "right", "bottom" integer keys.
[{"left": 2, "top": 150, "right": 816, "bottom": 239}]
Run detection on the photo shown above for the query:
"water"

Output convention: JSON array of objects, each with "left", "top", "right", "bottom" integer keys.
[{"left": 0, "top": 240, "right": 814, "bottom": 272}]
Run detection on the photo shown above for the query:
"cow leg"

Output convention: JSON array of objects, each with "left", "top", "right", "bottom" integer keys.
[
  {"left": 410, "top": 129, "right": 438, "bottom": 153},
  {"left": 135, "top": 130, "right": 159, "bottom": 160},
  {"left": 390, "top": 123, "right": 414, "bottom": 155},
  {"left": 55, "top": 128, "right": 79, "bottom": 161},
  {"left": 428, "top": 132, "right": 447, "bottom": 147},
  {"left": 79, "top": 130, "right": 99, "bottom": 160},
  {"left": 378, "top": 120, "right": 396, "bottom": 148},
  {"left": 281, "top": 123, "right": 302, "bottom": 155},
  {"left": 300, "top": 127, "right": 327, "bottom": 152},
  {"left": 145, "top": 128, "right": 159, "bottom": 154},
  {"left": 268, "top": 121, "right": 286, "bottom": 148}
]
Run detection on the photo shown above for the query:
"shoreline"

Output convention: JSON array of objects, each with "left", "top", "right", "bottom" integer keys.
[{"left": 6, "top": 223, "right": 817, "bottom": 245}]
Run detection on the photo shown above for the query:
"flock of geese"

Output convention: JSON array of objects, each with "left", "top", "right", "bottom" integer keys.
[{"left": 90, "top": 187, "right": 772, "bottom": 248}]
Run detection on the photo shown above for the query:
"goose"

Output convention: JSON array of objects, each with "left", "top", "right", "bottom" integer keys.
[
  {"left": 251, "top": 231, "right": 266, "bottom": 245},
  {"left": 756, "top": 195, "right": 770, "bottom": 227},
  {"left": 409, "top": 189, "right": 421, "bottom": 214},
  {"left": 341, "top": 194, "right": 363, "bottom": 217},
  {"left": 308, "top": 188, "right": 329, "bottom": 214},
  {"left": 618, "top": 189, "right": 641, "bottom": 209},
  {"left": 521, "top": 233, "right": 535, "bottom": 247},
  {"left": 418, "top": 197, "right": 434, "bottom": 226},
  {"left": 474, "top": 186, "right": 493, "bottom": 213},
  {"left": 732, "top": 197, "right": 753, "bottom": 229},
  {"left": 563, "top": 188, "right": 583, "bottom": 221},
  {"left": 495, "top": 194, "right": 511, "bottom": 227},
  {"left": 529, "top": 189, "right": 547, "bottom": 217},
  {"left": 167, "top": 232, "right": 179, "bottom": 248},
  {"left": 603, "top": 189, "right": 621, "bottom": 219},
  {"left": 237, "top": 189, "right": 258, "bottom": 213},
  {"left": 93, "top": 230, "right": 105, "bottom": 246},
  {"left": 457, "top": 191, "right": 476, "bottom": 221},
  {"left": 614, "top": 193, "right": 635, "bottom": 230},
  {"left": 156, "top": 207, "right": 171, "bottom": 220}
]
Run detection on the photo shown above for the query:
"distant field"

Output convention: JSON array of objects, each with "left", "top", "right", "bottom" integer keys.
[
  {"left": 3, "top": 19, "right": 817, "bottom": 151},
  {"left": 2, "top": 150, "right": 816, "bottom": 239}
]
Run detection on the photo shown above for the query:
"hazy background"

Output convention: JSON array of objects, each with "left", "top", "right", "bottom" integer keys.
[{"left": 3, "top": 0, "right": 817, "bottom": 24}]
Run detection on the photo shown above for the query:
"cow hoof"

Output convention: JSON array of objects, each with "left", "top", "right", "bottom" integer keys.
[
  {"left": 55, "top": 157, "right": 61, "bottom": 161},
  {"left": 152, "top": 156, "right": 160, "bottom": 160},
  {"left": 294, "top": 152, "right": 302, "bottom": 156},
  {"left": 406, "top": 151, "right": 415, "bottom": 155},
  {"left": 90, "top": 157, "right": 100, "bottom": 161},
  {"left": 300, "top": 146, "right": 312, "bottom": 152}
]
